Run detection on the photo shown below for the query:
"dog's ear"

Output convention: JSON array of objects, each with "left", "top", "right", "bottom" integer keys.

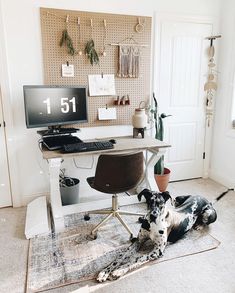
[
  {"left": 137, "top": 189, "right": 153, "bottom": 206},
  {"left": 137, "top": 189, "right": 150, "bottom": 202},
  {"left": 161, "top": 191, "right": 171, "bottom": 202}
]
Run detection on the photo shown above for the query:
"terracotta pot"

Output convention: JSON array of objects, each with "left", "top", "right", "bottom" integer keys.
[{"left": 154, "top": 168, "right": 171, "bottom": 192}]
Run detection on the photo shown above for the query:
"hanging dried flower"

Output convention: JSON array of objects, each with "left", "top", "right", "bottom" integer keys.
[
  {"left": 84, "top": 39, "right": 99, "bottom": 65},
  {"left": 60, "top": 29, "right": 76, "bottom": 56}
]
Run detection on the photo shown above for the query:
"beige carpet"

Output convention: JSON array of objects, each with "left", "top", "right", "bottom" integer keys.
[{"left": 26, "top": 204, "right": 220, "bottom": 293}]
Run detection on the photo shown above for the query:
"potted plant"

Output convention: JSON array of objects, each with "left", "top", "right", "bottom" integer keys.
[
  {"left": 59, "top": 169, "right": 80, "bottom": 205},
  {"left": 151, "top": 93, "right": 171, "bottom": 192}
]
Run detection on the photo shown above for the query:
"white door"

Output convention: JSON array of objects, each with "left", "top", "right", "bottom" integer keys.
[
  {"left": 0, "top": 88, "right": 12, "bottom": 207},
  {"left": 156, "top": 18, "right": 212, "bottom": 181}
]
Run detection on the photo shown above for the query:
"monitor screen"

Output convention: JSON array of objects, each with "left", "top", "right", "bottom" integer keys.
[{"left": 23, "top": 85, "right": 88, "bottom": 128}]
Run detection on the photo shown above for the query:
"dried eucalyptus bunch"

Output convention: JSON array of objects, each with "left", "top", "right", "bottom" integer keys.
[
  {"left": 85, "top": 39, "right": 99, "bottom": 65},
  {"left": 60, "top": 29, "right": 76, "bottom": 56}
]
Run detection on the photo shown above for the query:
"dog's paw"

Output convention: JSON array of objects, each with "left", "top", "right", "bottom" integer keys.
[
  {"left": 97, "top": 270, "right": 110, "bottom": 282},
  {"left": 86, "top": 232, "right": 97, "bottom": 241},
  {"left": 110, "top": 268, "right": 129, "bottom": 279},
  {"left": 107, "top": 274, "right": 119, "bottom": 281}
]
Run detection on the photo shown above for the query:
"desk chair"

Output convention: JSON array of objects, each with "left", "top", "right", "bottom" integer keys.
[{"left": 86, "top": 152, "right": 145, "bottom": 237}]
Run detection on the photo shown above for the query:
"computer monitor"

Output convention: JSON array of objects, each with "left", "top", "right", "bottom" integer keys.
[{"left": 23, "top": 85, "right": 88, "bottom": 130}]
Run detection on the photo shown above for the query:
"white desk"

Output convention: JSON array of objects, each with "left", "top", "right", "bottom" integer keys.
[{"left": 42, "top": 135, "right": 170, "bottom": 231}]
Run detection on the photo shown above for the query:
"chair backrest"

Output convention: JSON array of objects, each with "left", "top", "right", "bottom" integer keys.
[{"left": 93, "top": 152, "right": 144, "bottom": 194}]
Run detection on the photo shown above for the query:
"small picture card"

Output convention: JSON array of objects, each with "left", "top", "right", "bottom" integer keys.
[
  {"left": 98, "top": 107, "right": 117, "bottom": 120},
  {"left": 62, "top": 64, "right": 74, "bottom": 77},
  {"left": 88, "top": 74, "right": 116, "bottom": 96}
]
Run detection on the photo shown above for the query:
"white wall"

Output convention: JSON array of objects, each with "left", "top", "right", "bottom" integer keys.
[
  {"left": 210, "top": 0, "right": 235, "bottom": 188},
  {"left": 0, "top": 0, "right": 221, "bottom": 206}
]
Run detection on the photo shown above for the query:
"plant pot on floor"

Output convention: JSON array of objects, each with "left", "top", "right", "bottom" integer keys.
[{"left": 154, "top": 168, "right": 171, "bottom": 192}]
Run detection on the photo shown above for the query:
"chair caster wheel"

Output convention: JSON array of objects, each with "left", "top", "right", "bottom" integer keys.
[
  {"left": 88, "top": 232, "right": 97, "bottom": 240},
  {"left": 131, "top": 237, "right": 138, "bottom": 243},
  {"left": 84, "top": 214, "right": 90, "bottom": 221},
  {"left": 138, "top": 216, "right": 144, "bottom": 223}
]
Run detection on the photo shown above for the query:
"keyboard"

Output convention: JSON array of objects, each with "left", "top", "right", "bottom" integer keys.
[
  {"left": 62, "top": 140, "right": 114, "bottom": 153},
  {"left": 43, "top": 135, "right": 82, "bottom": 151}
]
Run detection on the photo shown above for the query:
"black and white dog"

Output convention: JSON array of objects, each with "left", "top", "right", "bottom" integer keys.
[{"left": 97, "top": 188, "right": 217, "bottom": 282}]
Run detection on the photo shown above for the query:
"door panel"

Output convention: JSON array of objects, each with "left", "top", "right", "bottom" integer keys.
[
  {"left": 0, "top": 89, "right": 12, "bottom": 207},
  {"left": 171, "top": 36, "right": 202, "bottom": 107},
  {"left": 168, "top": 123, "right": 197, "bottom": 163},
  {"left": 157, "top": 20, "right": 212, "bottom": 181}
]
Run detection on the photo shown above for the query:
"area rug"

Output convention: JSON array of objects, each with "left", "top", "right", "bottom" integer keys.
[{"left": 26, "top": 204, "right": 220, "bottom": 293}]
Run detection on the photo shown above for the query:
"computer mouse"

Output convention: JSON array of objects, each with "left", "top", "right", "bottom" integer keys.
[{"left": 109, "top": 139, "right": 117, "bottom": 144}]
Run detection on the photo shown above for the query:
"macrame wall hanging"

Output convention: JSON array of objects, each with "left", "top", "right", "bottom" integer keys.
[
  {"left": 110, "top": 35, "right": 147, "bottom": 78},
  {"left": 204, "top": 35, "right": 221, "bottom": 127},
  {"left": 117, "top": 45, "right": 140, "bottom": 78}
]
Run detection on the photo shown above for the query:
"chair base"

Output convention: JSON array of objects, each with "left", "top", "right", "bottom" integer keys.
[{"left": 87, "top": 195, "right": 145, "bottom": 237}]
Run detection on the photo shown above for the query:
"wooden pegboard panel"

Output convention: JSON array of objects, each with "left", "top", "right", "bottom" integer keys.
[{"left": 40, "top": 8, "right": 152, "bottom": 127}]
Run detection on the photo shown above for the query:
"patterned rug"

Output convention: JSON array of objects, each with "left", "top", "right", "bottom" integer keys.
[{"left": 26, "top": 204, "right": 220, "bottom": 293}]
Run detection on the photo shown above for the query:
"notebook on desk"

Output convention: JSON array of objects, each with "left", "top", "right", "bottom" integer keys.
[{"left": 42, "top": 135, "right": 82, "bottom": 151}]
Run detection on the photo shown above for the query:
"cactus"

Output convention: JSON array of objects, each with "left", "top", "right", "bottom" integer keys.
[{"left": 152, "top": 93, "right": 171, "bottom": 175}]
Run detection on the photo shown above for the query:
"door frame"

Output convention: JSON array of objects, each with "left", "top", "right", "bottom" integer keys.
[
  {"left": 152, "top": 12, "right": 218, "bottom": 179},
  {"left": 0, "top": 87, "right": 12, "bottom": 207},
  {"left": 0, "top": 1, "right": 21, "bottom": 207}
]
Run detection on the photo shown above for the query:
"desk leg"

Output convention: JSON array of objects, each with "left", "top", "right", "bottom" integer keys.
[
  {"left": 137, "top": 148, "right": 166, "bottom": 192},
  {"left": 49, "top": 158, "right": 65, "bottom": 231}
]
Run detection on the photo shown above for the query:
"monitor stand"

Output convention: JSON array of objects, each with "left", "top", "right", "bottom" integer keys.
[{"left": 37, "top": 126, "right": 80, "bottom": 137}]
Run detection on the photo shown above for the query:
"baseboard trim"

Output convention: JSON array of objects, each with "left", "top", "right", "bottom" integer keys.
[
  {"left": 209, "top": 170, "right": 235, "bottom": 189},
  {"left": 21, "top": 192, "right": 50, "bottom": 206}
]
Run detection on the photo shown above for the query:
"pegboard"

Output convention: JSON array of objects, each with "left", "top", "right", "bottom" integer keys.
[{"left": 40, "top": 7, "right": 152, "bottom": 127}]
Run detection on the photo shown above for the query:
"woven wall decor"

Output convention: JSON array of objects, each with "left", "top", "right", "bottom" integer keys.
[{"left": 118, "top": 45, "right": 140, "bottom": 78}]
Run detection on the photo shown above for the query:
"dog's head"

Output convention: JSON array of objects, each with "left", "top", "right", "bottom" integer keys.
[{"left": 138, "top": 189, "right": 171, "bottom": 223}]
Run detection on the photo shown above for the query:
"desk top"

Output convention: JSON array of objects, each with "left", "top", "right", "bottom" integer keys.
[{"left": 42, "top": 135, "right": 171, "bottom": 160}]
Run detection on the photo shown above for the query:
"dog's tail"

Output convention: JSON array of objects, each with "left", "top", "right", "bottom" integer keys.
[{"left": 213, "top": 188, "right": 234, "bottom": 204}]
